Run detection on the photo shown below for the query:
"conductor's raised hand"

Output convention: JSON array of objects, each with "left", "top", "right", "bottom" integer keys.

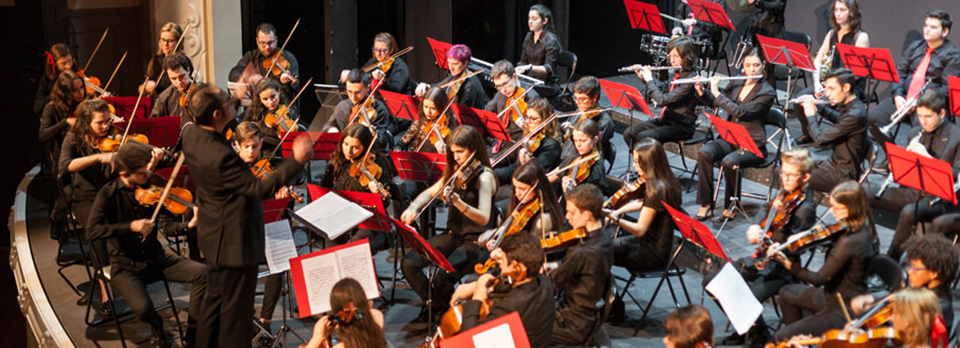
[{"left": 292, "top": 134, "right": 314, "bottom": 164}]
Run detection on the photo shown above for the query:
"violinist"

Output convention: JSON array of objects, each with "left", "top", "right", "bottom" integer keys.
[
  {"left": 485, "top": 59, "right": 540, "bottom": 182},
  {"left": 34, "top": 43, "right": 77, "bottom": 114},
  {"left": 323, "top": 69, "right": 394, "bottom": 149},
  {"left": 516, "top": 97, "right": 562, "bottom": 173},
  {"left": 340, "top": 32, "right": 413, "bottom": 95},
  {"left": 770, "top": 181, "right": 878, "bottom": 342},
  {"left": 716, "top": 148, "right": 817, "bottom": 346},
  {"left": 397, "top": 86, "right": 458, "bottom": 154},
  {"left": 887, "top": 288, "right": 943, "bottom": 348},
  {"left": 149, "top": 52, "right": 199, "bottom": 120},
  {"left": 547, "top": 183, "right": 613, "bottom": 346},
  {"left": 605, "top": 138, "right": 682, "bottom": 274},
  {"left": 866, "top": 90, "right": 960, "bottom": 262},
  {"left": 86, "top": 142, "right": 207, "bottom": 348},
  {"left": 693, "top": 47, "right": 775, "bottom": 221},
  {"left": 548, "top": 118, "right": 616, "bottom": 196},
  {"left": 40, "top": 70, "right": 86, "bottom": 176},
  {"left": 228, "top": 23, "right": 299, "bottom": 101},
  {"left": 560, "top": 76, "right": 614, "bottom": 163},
  {"left": 450, "top": 233, "right": 555, "bottom": 348},
  {"left": 320, "top": 123, "right": 395, "bottom": 254},
  {"left": 242, "top": 78, "right": 296, "bottom": 156},
  {"left": 664, "top": 305, "right": 714, "bottom": 348},
  {"left": 414, "top": 44, "right": 489, "bottom": 109},
  {"left": 400, "top": 125, "right": 497, "bottom": 318},
  {"left": 300, "top": 278, "right": 385, "bottom": 348},
  {"left": 141, "top": 22, "right": 191, "bottom": 97},
  {"left": 479, "top": 162, "right": 564, "bottom": 246},
  {"left": 850, "top": 234, "right": 958, "bottom": 336},
  {"left": 517, "top": 4, "right": 561, "bottom": 92},
  {"left": 623, "top": 37, "right": 700, "bottom": 150}
]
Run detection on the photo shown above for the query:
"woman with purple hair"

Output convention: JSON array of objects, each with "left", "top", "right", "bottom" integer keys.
[{"left": 415, "top": 43, "right": 489, "bottom": 109}]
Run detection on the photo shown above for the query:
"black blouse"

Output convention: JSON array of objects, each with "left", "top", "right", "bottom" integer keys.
[{"left": 518, "top": 31, "right": 561, "bottom": 82}]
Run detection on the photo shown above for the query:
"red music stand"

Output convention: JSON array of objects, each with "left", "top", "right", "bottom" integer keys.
[
  {"left": 154, "top": 165, "right": 196, "bottom": 191},
  {"left": 104, "top": 96, "right": 152, "bottom": 121},
  {"left": 263, "top": 198, "right": 291, "bottom": 224},
  {"left": 686, "top": 0, "right": 736, "bottom": 31},
  {"left": 280, "top": 131, "right": 341, "bottom": 160},
  {"left": 306, "top": 184, "right": 391, "bottom": 232},
  {"left": 599, "top": 79, "right": 654, "bottom": 119},
  {"left": 427, "top": 37, "right": 454, "bottom": 70},
  {"left": 391, "top": 218, "right": 454, "bottom": 273},
  {"left": 392, "top": 151, "right": 447, "bottom": 182},
  {"left": 756, "top": 34, "right": 816, "bottom": 113},
  {"left": 835, "top": 43, "right": 900, "bottom": 107},
  {"left": 379, "top": 90, "right": 422, "bottom": 121},
  {"left": 621, "top": 0, "right": 667, "bottom": 34},
  {"left": 451, "top": 104, "right": 512, "bottom": 142},
  {"left": 949, "top": 76, "right": 960, "bottom": 117},
  {"left": 440, "top": 311, "right": 531, "bottom": 348},
  {"left": 663, "top": 202, "right": 730, "bottom": 261},
  {"left": 114, "top": 116, "right": 182, "bottom": 148},
  {"left": 885, "top": 142, "right": 957, "bottom": 205},
  {"left": 705, "top": 112, "right": 764, "bottom": 158}
]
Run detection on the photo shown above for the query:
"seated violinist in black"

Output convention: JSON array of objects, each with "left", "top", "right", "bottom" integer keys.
[
  {"left": 548, "top": 118, "right": 616, "bottom": 197},
  {"left": 242, "top": 78, "right": 299, "bottom": 157},
  {"left": 450, "top": 233, "right": 555, "bottom": 348},
  {"left": 478, "top": 161, "right": 564, "bottom": 248}
]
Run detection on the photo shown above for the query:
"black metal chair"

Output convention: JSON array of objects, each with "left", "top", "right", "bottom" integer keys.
[
  {"left": 582, "top": 276, "right": 617, "bottom": 347},
  {"left": 555, "top": 50, "right": 579, "bottom": 110}
]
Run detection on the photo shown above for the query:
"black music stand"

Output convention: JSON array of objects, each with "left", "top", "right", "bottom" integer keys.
[
  {"left": 834, "top": 43, "right": 900, "bottom": 112},
  {"left": 704, "top": 111, "right": 765, "bottom": 230}
]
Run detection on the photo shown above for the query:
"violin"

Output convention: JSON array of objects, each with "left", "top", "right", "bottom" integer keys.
[
  {"left": 764, "top": 327, "right": 901, "bottom": 348},
  {"left": 97, "top": 133, "right": 150, "bottom": 152},
  {"left": 250, "top": 158, "right": 305, "bottom": 204},
  {"left": 349, "top": 133, "right": 391, "bottom": 198},
  {"left": 504, "top": 87, "right": 529, "bottom": 124},
  {"left": 451, "top": 158, "right": 483, "bottom": 191},
  {"left": 751, "top": 189, "right": 806, "bottom": 262},
  {"left": 475, "top": 186, "right": 541, "bottom": 274},
  {"left": 566, "top": 150, "right": 599, "bottom": 184},
  {"left": 264, "top": 104, "right": 299, "bottom": 137},
  {"left": 540, "top": 227, "right": 588, "bottom": 252},
  {"left": 78, "top": 28, "right": 109, "bottom": 95},
  {"left": 177, "top": 83, "right": 197, "bottom": 109},
  {"left": 546, "top": 151, "right": 600, "bottom": 181},
  {"left": 604, "top": 178, "right": 645, "bottom": 210},
  {"left": 262, "top": 18, "right": 300, "bottom": 83},
  {"left": 439, "top": 70, "right": 484, "bottom": 102},
  {"left": 350, "top": 97, "right": 379, "bottom": 128},
  {"left": 850, "top": 296, "right": 894, "bottom": 330},
  {"left": 563, "top": 108, "right": 602, "bottom": 140},
  {"left": 421, "top": 273, "right": 511, "bottom": 348},
  {"left": 755, "top": 222, "right": 850, "bottom": 270},
  {"left": 362, "top": 46, "right": 414, "bottom": 74},
  {"left": 135, "top": 184, "right": 195, "bottom": 215},
  {"left": 414, "top": 96, "right": 457, "bottom": 153}
]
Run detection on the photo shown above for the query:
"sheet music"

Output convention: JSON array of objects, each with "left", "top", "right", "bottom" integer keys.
[
  {"left": 471, "top": 323, "right": 517, "bottom": 348},
  {"left": 294, "top": 192, "right": 372, "bottom": 240},
  {"left": 293, "top": 240, "right": 380, "bottom": 316},
  {"left": 336, "top": 242, "right": 380, "bottom": 300},
  {"left": 264, "top": 219, "right": 299, "bottom": 274},
  {"left": 705, "top": 263, "right": 763, "bottom": 335},
  {"left": 300, "top": 252, "right": 340, "bottom": 314}
]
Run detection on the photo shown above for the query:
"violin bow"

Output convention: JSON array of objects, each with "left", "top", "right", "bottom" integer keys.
[
  {"left": 412, "top": 151, "right": 477, "bottom": 222},
  {"left": 362, "top": 46, "right": 414, "bottom": 72},
  {"left": 546, "top": 151, "right": 600, "bottom": 178},
  {"left": 438, "top": 69, "right": 484, "bottom": 89},
  {"left": 266, "top": 18, "right": 301, "bottom": 77},
  {"left": 413, "top": 95, "right": 457, "bottom": 152},
  {"left": 490, "top": 180, "right": 539, "bottom": 249},
  {"left": 99, "top": 51, "right": 127, "bottom": 96},
  {"left": 119, "top": 76, "right": 149, "bottom": 145},
  {"left": 496, "top": 86, "right": 534, "bottom": 125},
  {"left": 81, "top": 27, "right": 109, "bottom": 73},
  {"left": 255, "top": 77, "right": 313, "bottom": 177},
  {"left": 347, "top": 77, "right": 386, "bottom": 128},
  {"left": 154, "top": 24, "right": 192, "bottom": 85},
  {"left": 491, "top": 111, "right": 559, "bottom": 166},
  {"left": 149, "top": 152, "right": 186, "bottom": 223}
]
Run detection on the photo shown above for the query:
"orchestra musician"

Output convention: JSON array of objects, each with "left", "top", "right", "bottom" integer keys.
[
  {"left": 795, "top": 68, "right": 867, "bottom": 193},
  {"left": 450, "top": 233, "right": 555, "bottom": 348},
  {"left": 850, "top": 234, "right": 958, "bottom": 335},
  {"left": 868, "top": 10, "right": 960, "bottom": 172},
  {"left": 320, "top": 123, "right": 396, "bottom": 254},
  {"left": 548, "top": 118, "right": 616, "bottom": 196},
  {"left": 34, "top": 43, "right": 77, "bottom": 114},
  {"left": 559, "top": 76, "right": 614, "bottom": 164},
  {"left": 517, "top": 4, "right": 561, "bottom": 95},
  {"left": 793, "top": 0, "right": 870, "bottom": 145},
  {"left": 399, "top": 125, "right": 496, "bottom": 318},
  {"left": 516, "top": 97, "right": 563, "bottom": 173},
  {"left": 397, "top": 86, "right": 458, "bottom": 154},
  {"left": 228, "top": 23, "right": 300, "bottom": 102},
  {"left": 340, "top": 32, "right": 414, "bottom": 95},
  {"left": 692, "top": 47, "right": 775, "bottom": 220},
  {"left": 323, "top": 69, "right": 394, "bottom": 150},
  {"left": 479, "top": 161, "right": 564, "bottom": 245},
  {"left": 865, "top": 90, "right": 960, "bottom": 262},
  {"left": 179, "top": 85, "right": 312, "bottom": 348},
  {"left": 769, "top": 181, "right": 878, "bottom": 342},
  {"left": 149, "top": 52, "right": 199, "bottom": 120},
  {"left": 485, "top": 59, "right": 540, "bottom": 182},
  {"left": 664, "top": 305, "right": 715, "bottom": 348},
  {"left": 86, "top": 142, "right": 207, "bottom": 348},
  {"left": 141, "top": 22, "right": 191, "bottom": 97},
  {"left": 547, "top": 183, "right": 613, "bottom": 345},
  {"left": 605, "top": 138, "right": 682, "bottom": 274},
  {"left": 414, "top": 44, "right": 489, "bottom": 109},
  {"left": 887, "top": 288, "right": 944, "bottom": 348},
  {"left": 624, "top": 37, "right": 701, "bottom": 151},
  {"left": 40, "top": 70, "right": 86, "bottom": 176},
  {"left": 242, "top": 78, "right": 296, "bottom": 156},
  {"left": 301, "top": 278, "right": 386, "bottom": 348}
]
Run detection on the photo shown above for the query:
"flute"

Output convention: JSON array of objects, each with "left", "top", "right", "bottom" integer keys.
[
  {"left": 617, "top": 65, "right": 678, "bottom": 73},
  {"left": 787, "top": 97, "right": 831, "bottom": 105},
  {"left": 670, "top": 75, "right": 763, "bottom": 85}
]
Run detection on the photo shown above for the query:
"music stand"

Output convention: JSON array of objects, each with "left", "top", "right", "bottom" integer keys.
[
  {"left": 662, "top": 202, "right": 730, "bottom": 310},
  {"left": 756, "top": 34, "right": 816, "bottom": 120},
  {"left": 306, "top": 184, "right": 391, "bottom": 233},
  {"left": 451, "top": 104, "right": 513, "bottom": 142},
  {"left": 427, "top": 37, "right": 454, "bottom": 70},
  {"left": 255, "top": 199, "right": 303, "bottom": 348},
  {"left": 154, "top": 165, "right": 195, "bottom": 191},
  {"left": 391, "top": 218, "right": 455, "bottom": 339},
  {"left": 380, "top": 90, "right": 422, "bottom": 120},
  {"left": 599, "top": 79, "right": 653, "bottom": 132},
  {"left": 885, "top": 142, "right": 957, "bottom": 204},
  {"left": 104, "top": 96, "right": 152, "bottom": 121},
  {"left": 835, "top": 43, "right": 900, "bottom": 111},
  {"left": 279, "top": 131, "right": 340, "bottom": 182},
  {"left": 704, "top": 111, "right": 764, "bottom": 229},
  {"left": 686, "top": 0, "right": 736, "bottom": 31},
  {"left": 621, "top": 0, "right": 667, "bottom": 34},
  {"left": 114, "top": 116, "right": 182, "bottom": 148},
  {"left": 949, "top": 76, "right": 960, "bottom": 117},
  {"left": 392, "top": 151, "right": 448, "bottom": 182}
]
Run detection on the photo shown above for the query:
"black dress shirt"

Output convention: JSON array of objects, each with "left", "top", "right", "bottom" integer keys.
[
  {"left": 893, "top": 39, "right": 960, "bottom": 99},
  {"left": 461, "top": 274, "right": 556, "bottom": 348},
  {"left": 808, "top": 98, "right": 867, "bottom": 175},
  {"left": 550, "top": 227, "right": 613, "bottom": 340},
  {"left": 519, "top": 31, "right": 562, "bottom": 83}
]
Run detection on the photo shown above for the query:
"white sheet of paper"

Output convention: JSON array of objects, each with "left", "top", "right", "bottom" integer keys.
[
  {"left": 706, "top": 262, "right": 763, "bottom": 335},
  {"left": 300, "top": 252, "right": 340, "bottom": 314},
  {"left": 471, "top": 323, "right": 516, "bottom": 348},
  {"left": 294, "top": 192, "right": 372, "bottom": 240},
  {"left": 264, "top": 220, "right": 299, "bottom": 274},
  {"left": 335, "top": 242, "right": 380, "bottom": 300}
]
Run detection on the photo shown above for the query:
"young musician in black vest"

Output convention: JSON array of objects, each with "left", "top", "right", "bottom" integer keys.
[
  {"left": 415, "top": 44, "right": 489, "bottom": 109},
  {"left": 87, "top": 142, "right": 208, "bottom": 347},
  {"left": 180, "top": 85, "right": 311, "bottom": 348}
]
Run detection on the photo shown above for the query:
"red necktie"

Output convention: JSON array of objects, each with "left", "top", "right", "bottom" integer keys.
[
  {"left": 659, "top": 73, "right": 679, "bottom": 119},
  {"left": 907, "top": 47, "right": 934, "bottom": 99}
]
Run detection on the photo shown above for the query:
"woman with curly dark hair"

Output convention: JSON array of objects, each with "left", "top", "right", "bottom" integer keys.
[{"left": 302, "top": 278, "right": 385, "bottom": 348}]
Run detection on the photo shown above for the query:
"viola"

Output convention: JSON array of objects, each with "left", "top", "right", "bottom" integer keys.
[
  {"left": 475, "top": 189, "right": 541, "bottom": 274},
  {"left": 526, "top": 132, "right": 546, "bottom": 153},
  {"left": 850, "top": 296, "right": 894, "bottom": 330},
  {"left": 564, "top": 108, "right": 602, "bottom": 140},
  {"left": 422, "top": 113, "right": 451, "bottom": 150},
  {"left": 604, "top": 178, "right": 645, "bottom": 210},
  {"left": 264, "top": 104, "right": 299, "bottom": 137},
  {"left": 764, "top": 327, "right": 901, "bottom": 348},
  {"left": 439, "top": 70, "right": 484, "bottom": 102},
  {"left": 78, "top": 69, "right": 104, "bottom": 95},
  {"left": 504, "top": 87, "right": 529, "bottom": 123},
  {"left": 540, "top": 227, "right": 588, "bottom": 252},
  {"left": 135, "top": 185, "right": 195, "bottom": 215},
  {"left": 250, "top": 158, "right": 305, "bottom": 203},
  {"left": 177, "top": 83, "right": 197, "bottom": 109},
  {"left": 349, "top": 97, "right": 379, "bottom": 129},
  {"left": 421, "top": 274, "right": 509, "bottom": 348},
  {"left": 755, "top": 222, "right": 850, "bottom": 270},
  {"left": 752, "top": 189, "right": 806, "bottom": 263}
]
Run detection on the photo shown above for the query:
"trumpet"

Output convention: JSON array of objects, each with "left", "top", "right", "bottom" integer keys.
[
  {"left": 671, "top": 75, "right": 763, "bottom": 85},
  {"left": 617, "top": 65, "right": 678, "bottom": 73},
  {"left": 876, "top": 132, "right": 923, "bottom": 198},
  {"left": 881, "top": 80, "right": 931, "bottom": 137},
  {"left": 788, "top": 97, "right": 831, "bottom": 105}
]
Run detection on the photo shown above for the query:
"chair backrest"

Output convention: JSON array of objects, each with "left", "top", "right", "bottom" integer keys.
[
  {"left": 584, "top": 275, "right": 618, "bottom": 345},
  {"left": 782, "top": 30, "right": 812, "bottom": 50},
  {"left": 868, "top": 255, "right": 905, "bottom": 293},
  {"left": 557, "top": 49, "right": 578, "bottom": 86}
]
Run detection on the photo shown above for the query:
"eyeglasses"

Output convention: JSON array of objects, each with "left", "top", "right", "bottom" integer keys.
[
  {"left": 160, "top": 38, "right": 177, "bottom": 44},
  {"left": 573, "top": 96, "right": 592, "bottom": 104},
  {"left": 905, "top": 265, "right": 929, "bottom": 272},
  {"left": 781, "top": 171, "right": 804, "bottom": 180},
  {"left": 494, "top": 79, "right": 515, "bottom": 90}
]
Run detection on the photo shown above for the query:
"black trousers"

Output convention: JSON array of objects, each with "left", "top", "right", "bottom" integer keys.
[
  {"left": 259, "top": 273, "right": 283, "bottom": 321},
  {"left": 612, "top": 235, "right": 668, "bottom": 273},
  {"left": 774, "top": 285, "right": 847, "bottom": 342},
  {"left": 808, "top": 160, "right": 855, "bottom": 193},
  {"left": 622, "top": 119, "right": 695, "bottom": 151},
  {"left": 111, "top": 253, "right": 208, "bottom": 333},
  {"left": 401, "top": 232, "right": 481, "bottom": 311},
  {"left": 791, "top": 86, "right": 817, "bottom": 138},
  {"left": 196, "top": 264, "right": 259, "bottom": 348},
  {"left": 867, "top": 97, "right": 915, "bottom": 159},
  {"left": 695, "top": 139, "right": 766, "bottom": 209},
  {"left": 868, "top": 184, "right": 959, "bottom": 261}
]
